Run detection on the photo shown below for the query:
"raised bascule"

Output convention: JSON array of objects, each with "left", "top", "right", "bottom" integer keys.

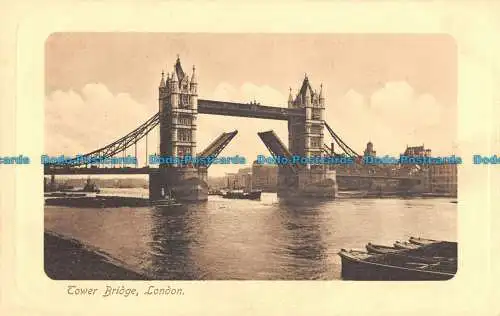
[{"left": 44, "top": 56, "right": 422, "bottom": 201}]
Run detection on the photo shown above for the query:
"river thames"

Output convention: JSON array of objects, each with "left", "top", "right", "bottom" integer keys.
[{"left": 44, "top": 190, "right": 457, "bottom": 280}]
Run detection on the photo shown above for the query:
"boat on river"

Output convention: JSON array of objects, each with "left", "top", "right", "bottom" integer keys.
[
  {"left": 151, "top": 187, "right": 182, "bottom": 207},
  {"left": 221, "top": 178, "right": 262, "bottom": 200},
  {"left": 409, "top": 236, "right": 440, "bottom": 246},
  {"left": 366, "top": 242, "right": 400, "bottom": 254},
  {"left": 394, "top": 240, "right": 421, "bottom": 250},
  {"left": 81, "top": 178, "right": 100, "bottom": 193},
  {"left": 222, "top": 189, "right": 262, "bottom": 200},
  {"left": 339, "top": 241, "right": 457, "bottom": 280},
  {"left": 208, "top": 188, "right": 223, "bottom": 196}
]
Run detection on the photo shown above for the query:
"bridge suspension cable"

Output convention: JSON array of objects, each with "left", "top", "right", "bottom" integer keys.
[
  {"left": 51, "top": 112, "right": 160, "bottom": 167},
  {"left": 323, "top": 121, "right": 361, "bottom": 159}
]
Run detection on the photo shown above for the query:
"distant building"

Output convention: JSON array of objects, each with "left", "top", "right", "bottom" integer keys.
[
  {"left": 400, "top": 145, "right": 432, "bottom": 176},
  {"left": 363, "top": 141, "right": 376, "bottom": 157},
  {"left": 429, "top": 164, "right": 458, "bottom": 196},
  {"left": 251, "top": 161, "right": 278, "bottom": 192},
  {"left": 237, "top": 167, "right": 252, "bottom": 175},
  {"left": 224, "top": 172, "right": 238, "bottom": 188},
  {"left": 401, "top": 145, "right": 458, "bottom": 195},
  {"left": 403, "top": 145, "right": 431, "bottom": 157}
]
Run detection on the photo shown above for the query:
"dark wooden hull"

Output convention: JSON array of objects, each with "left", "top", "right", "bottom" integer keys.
[
  {"left": 409, "top": 237, "right": 440, "bottom": 246},
  {"left": 222, "top": 190, "right": 262, "bottom": 200},
  {"left": 366, "top": 243, "right": 400, "bottom": 254},
  {"left": 394, "top": 241, "right": 420, "bottom": 250},
  {"left": 339, "top": 251, "right": 455, "bottom": 281}
]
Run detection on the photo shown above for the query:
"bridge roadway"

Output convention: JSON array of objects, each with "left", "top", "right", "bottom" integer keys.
[
  {"left": 44, "top": 166, "right": 419, "bottom": 182},
  {"left": 197, "top": 99, "right": 305, "bottom": 120}
]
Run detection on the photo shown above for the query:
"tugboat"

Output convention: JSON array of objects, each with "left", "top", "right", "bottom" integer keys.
[
  {"left": 81, "top": 177, "right": 100, "bottom": 193},
  {"left": 151, "top": 187, "right": 182, "bottom": 207},
  {"left": 222, "top": 178, "right": 262, "bottom": 200},
  {"left": 222, "top": 189, "right": 262, "bottom": 200},
  {"left": 208, "top": 188, "right": 223, "bottom": 196}
]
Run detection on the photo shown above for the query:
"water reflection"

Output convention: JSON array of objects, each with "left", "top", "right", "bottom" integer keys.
[
  {"left": 44, "top": 193, "right": 457, "bottom": 280},
  {"left": 147, "top": 205, "right": 201, "bottom": 279},
  {"left": 278, "top": 204, "right": 330, "bottom": 279}
]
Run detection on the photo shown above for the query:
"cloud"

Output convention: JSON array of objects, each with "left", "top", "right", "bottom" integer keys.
[
  {"left": 327, "top": 81, "right": 454, "bottom": 156},
  {"left": 45, "top": 83, "right": 155, "bottom": 162}
]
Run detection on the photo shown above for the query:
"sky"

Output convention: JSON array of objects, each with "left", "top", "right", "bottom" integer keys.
[{"left": 45, "top": 33, "right": 457, "bottom": 176}]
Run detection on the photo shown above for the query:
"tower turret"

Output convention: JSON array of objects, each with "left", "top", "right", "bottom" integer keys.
[
  {"left": 159, "top": 70, "right": 165, "bottom": 88},
  {"left": 288, "top": 87, "right": 293, "bottom": 108},
  {"left": 304, "top": 82, "right": 311, "bottom": 107},
  {"left": 170, "top": 68, "right": 179, "bottom": 109},
  {"left": 171, "top": 69, "right": 178, "bottom": 85},
  {"left": 159, "top": 71, "right": 166, "bottom": 113},
  {"left": 190, "top": 65, "right": 198, "bottom": 94}
]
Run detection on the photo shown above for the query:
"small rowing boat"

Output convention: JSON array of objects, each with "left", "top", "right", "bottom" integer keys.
[
  {"left": 366, "top": 242, "right": 400, "bottom": 254},
  {"left": 394, "top": 240, "right": 420, "bottom": 250},
  {"left": 409, "top": 237, "right": 440, "bottom": 246}
]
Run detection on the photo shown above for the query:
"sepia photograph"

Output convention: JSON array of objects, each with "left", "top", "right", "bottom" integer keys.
[{"left": 43, "top": 33, "right": 458, "bottom": 281}]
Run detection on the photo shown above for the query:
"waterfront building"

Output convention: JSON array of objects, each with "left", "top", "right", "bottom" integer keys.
[
  {"left": 429, "top": 164, "right": 458, "bottom": 196},
  {"left": 403, "top": 145, "right": 431, "bottom": 157},
  {"left": 251, "top": 161, "right": 278, "bottom": 192}
]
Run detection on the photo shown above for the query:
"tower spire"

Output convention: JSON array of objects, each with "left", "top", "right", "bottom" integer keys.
[
  {"left": 288, "top": 87, "right": 293, "bottom": 102},
  {"left": 191, "top": 65, "right": 197, "bottom": 84},
  {"left": 171, "top": 68, "right": 178, "bottom": 82},
  {"left": 159, "top": 70, "right": 165, "bottom": 87}
]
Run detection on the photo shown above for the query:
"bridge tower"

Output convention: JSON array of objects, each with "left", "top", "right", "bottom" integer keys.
[
  {"left": 288, "top": 75, "right": 325, "bottom": 169},
  {"left": 277, "top": 75, "right": 336, "bottom": 198},
  {"left": 159, "top": 56, "right": 198, "bottom": 162},
  {"left": 151, "top": 56, "right": 207, "bottom": 201}
]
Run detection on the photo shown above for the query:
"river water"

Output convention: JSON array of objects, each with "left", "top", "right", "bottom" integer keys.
[{"left": 44, "top": 189, "right": 457, "bottom": 280}]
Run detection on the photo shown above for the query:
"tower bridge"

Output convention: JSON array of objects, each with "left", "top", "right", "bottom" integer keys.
[{"left": 44, "top": 56, "right": 423, "bottom": 201}]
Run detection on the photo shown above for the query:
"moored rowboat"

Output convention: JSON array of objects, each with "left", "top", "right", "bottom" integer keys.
[
  {"left": 366, "top": 242, "right": 400, "bottom": 254},
  {"left": 338, "top": 242, "right": 457, "bottom": 281},
  {"left": 409, "top": 237, "right": 440, "bottom": 246},
  {"left": 394, "top": 240, "right": 420, "bottom": 250}
]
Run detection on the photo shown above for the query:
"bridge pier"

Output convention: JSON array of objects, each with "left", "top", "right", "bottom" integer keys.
[
  {"left": 149, "top": 167, "right": 208, "bottom": 202},
  {"left": 277, "top": 167, "right": 338, "bottom": 199}
]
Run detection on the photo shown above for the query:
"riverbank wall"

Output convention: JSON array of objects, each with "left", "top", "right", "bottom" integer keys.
[{"left": 44, "top": 230, "right": 151, "bottom": 280}]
